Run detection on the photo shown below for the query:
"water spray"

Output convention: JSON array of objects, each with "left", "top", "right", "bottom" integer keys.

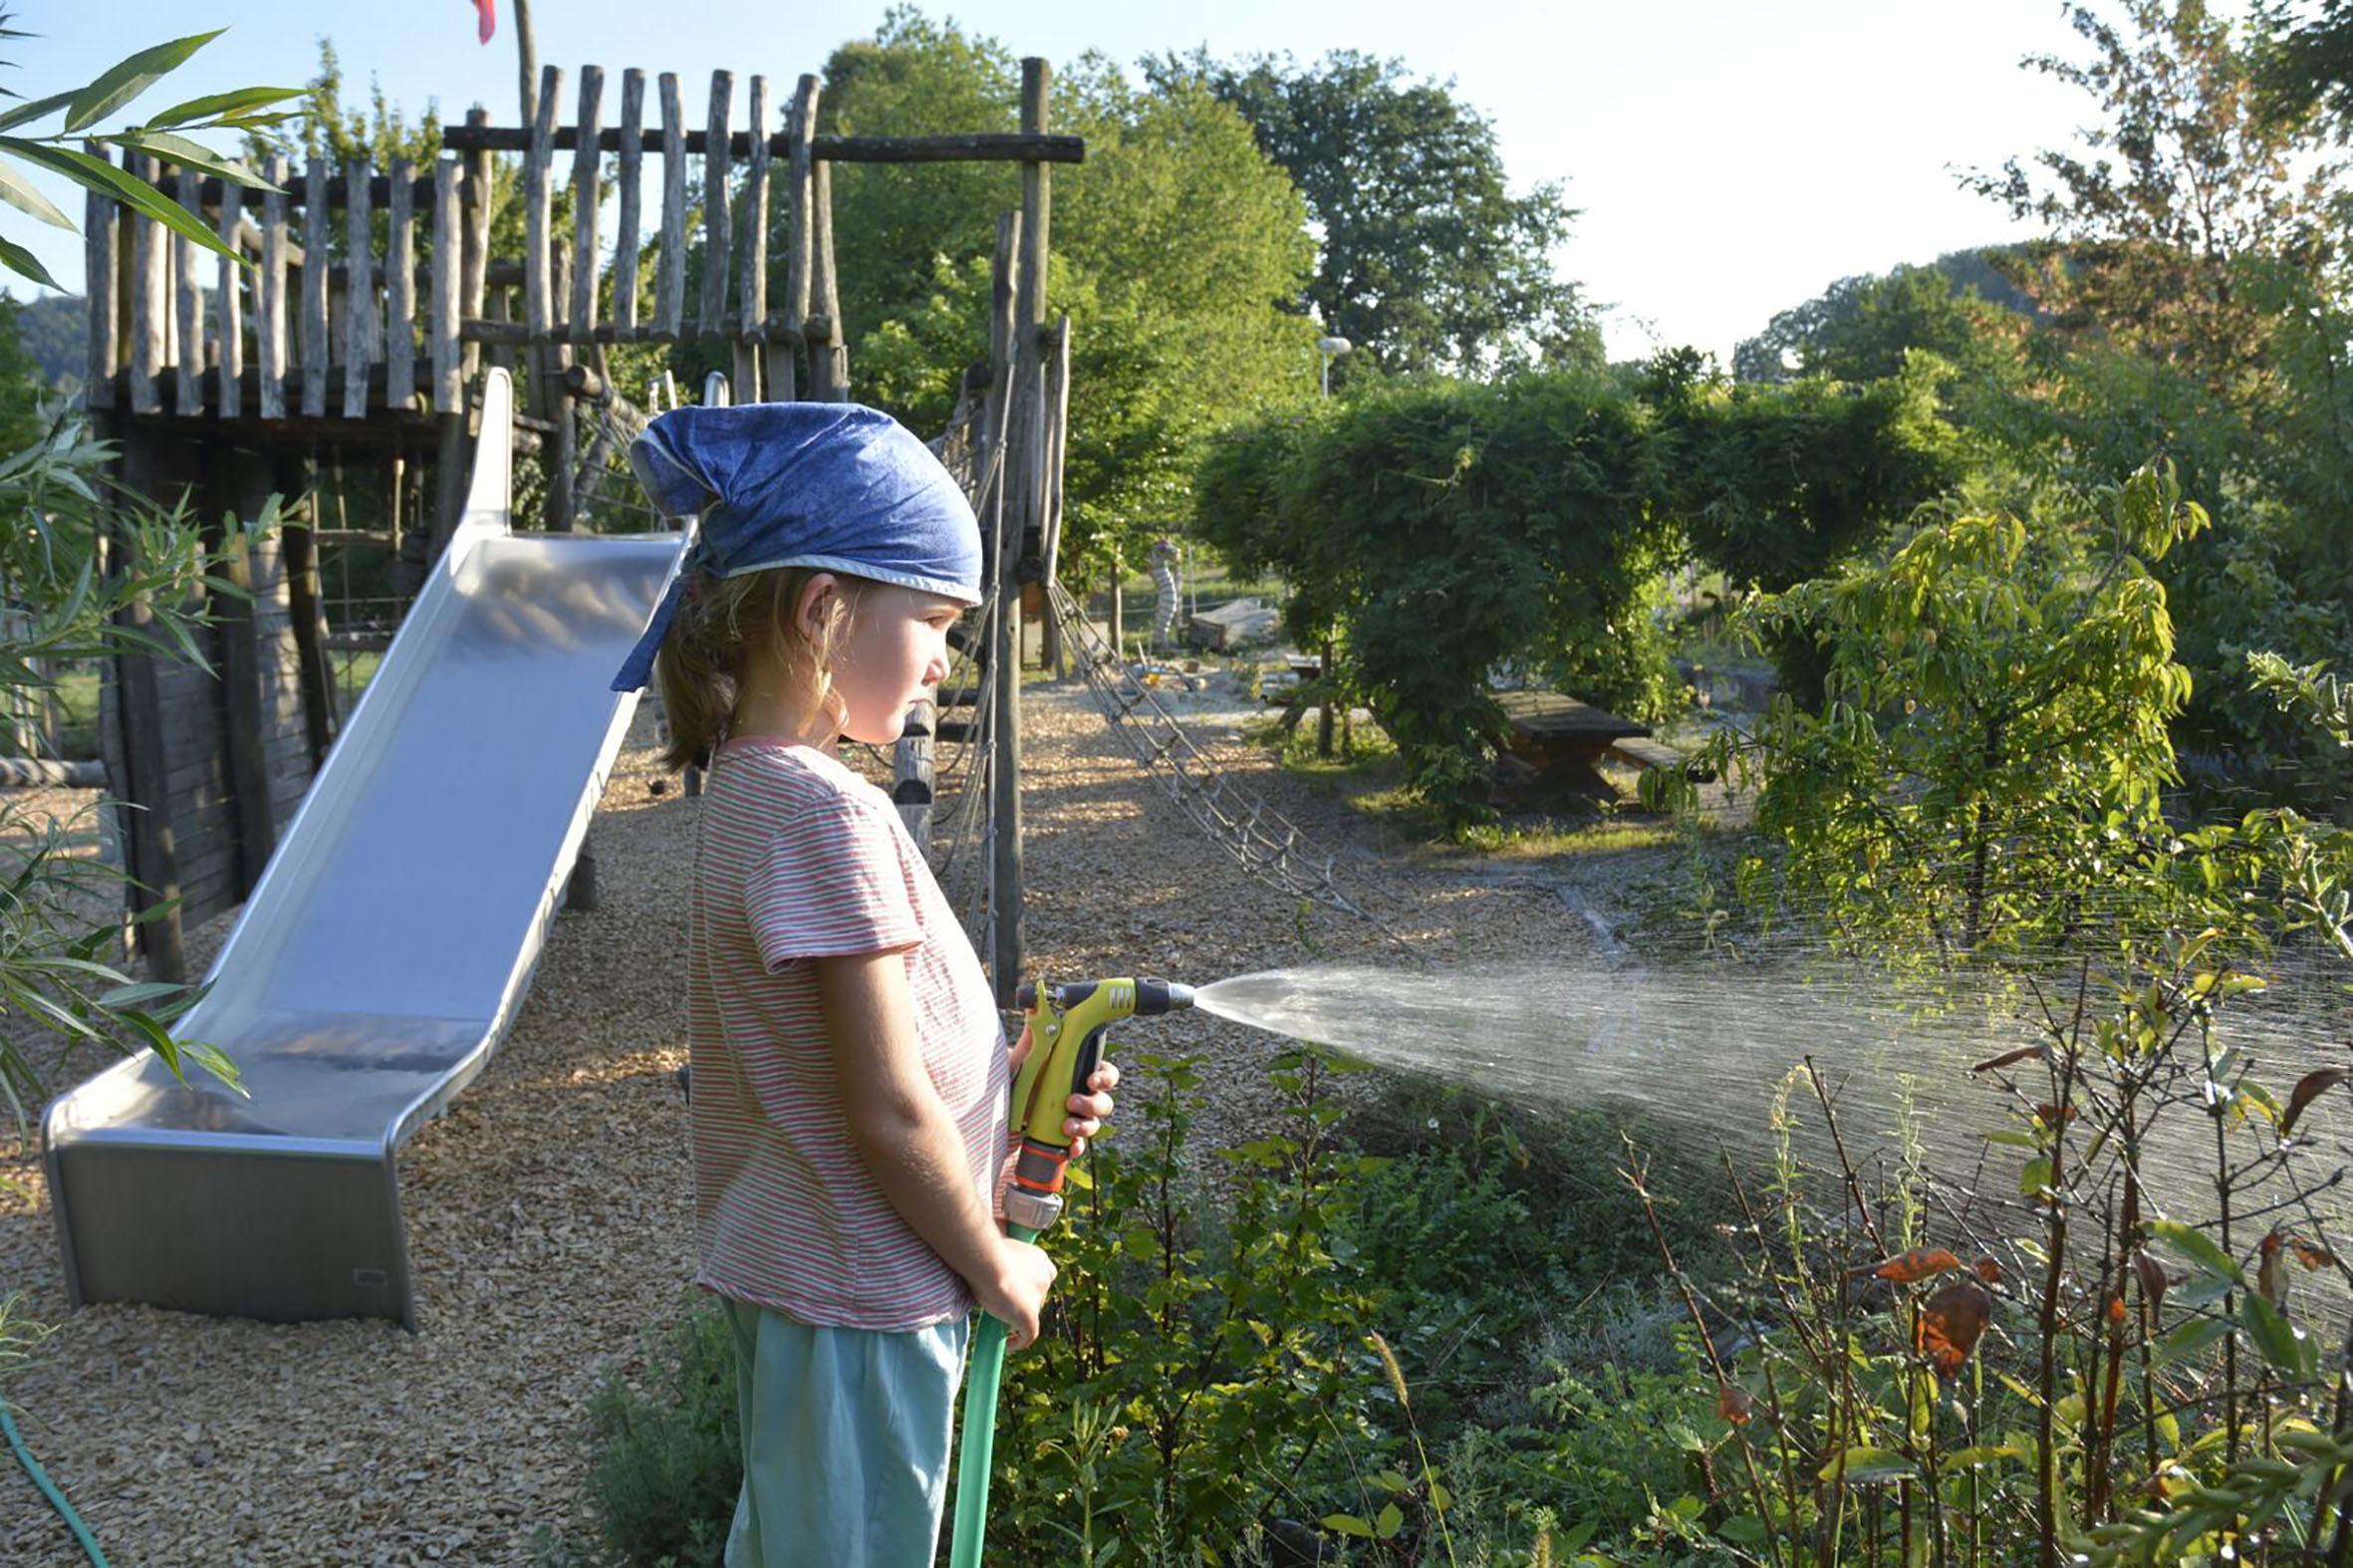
[{"left": 947, "top": 974, "right": 1194, "bottom": 1568}]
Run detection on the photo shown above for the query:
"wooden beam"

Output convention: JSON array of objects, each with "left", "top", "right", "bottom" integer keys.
[{"left": 439, "top": 124, "right": 1086, "bottom": 164}]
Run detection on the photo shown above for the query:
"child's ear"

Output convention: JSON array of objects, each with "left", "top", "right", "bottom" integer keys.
[{"left": 793, "top": 572, "right": 840, "bottom": 640}]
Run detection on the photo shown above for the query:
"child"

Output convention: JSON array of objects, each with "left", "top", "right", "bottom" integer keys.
[{"left": 611, "top": 401, "right": 1119, "bottom": 1566}]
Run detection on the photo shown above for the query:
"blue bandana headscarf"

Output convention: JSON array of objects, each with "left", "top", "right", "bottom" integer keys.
[{"left": 609, "top": 401, "right": 983, "bottom": 692}]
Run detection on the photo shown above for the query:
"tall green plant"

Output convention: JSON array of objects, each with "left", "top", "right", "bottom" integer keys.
[{"left": 1676, "top": 463, "right": 2207, "bottom": 961}]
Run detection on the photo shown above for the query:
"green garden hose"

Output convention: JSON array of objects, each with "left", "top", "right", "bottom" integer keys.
[
  {"left": 946, "top": 1221, "right": 1036, "bottom": 1568},
  {"left": 3, "top": 1399, "right": 108, "bottom": 1566}
]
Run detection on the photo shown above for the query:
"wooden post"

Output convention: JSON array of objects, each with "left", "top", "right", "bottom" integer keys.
[
  {"left": 84, "top": 147, "right": 119, "bottom": 410},
  {"left": 570, "top": 64, "right": 604, "bottom": 340},
  {"left": 1040, "top": 313, "right": 1072, "bottom": 675},
  {"left": 894, "top": 697, "right": 934, "bottom": 847},
  {"left": 128, "top": 153, "right": 162, "bottom": 414},
  {"left": 546, "top": 238, "right": 576, "bottom": 531},
  {"left": 700, "top": 70, "right": 733, "bottom": 339},
  {"left": 461, "top": 107, "right": 491, "bottom": 382},
  {"left": 525, "top": 65, "right": 563, "bottom": 336},
  {"left": 259, "top": 153, "right": 288, "bottom": 419},
  {"left": 988, "top": 202, "right": 1025, "bottom": 1005},
  {"left": 302, "top": 156, "right": 329, "bottom": 416},
  {"left": 775, "top": 75, "right": 818, "bottom": 400},
  {"left": 344, "top": 155, "right": 376, "bottom": 418},
  {"left": 109, "top": 437, "right": 185, "bottom": 982},
  {"left": 429, "top": 157, "right": 461, "bottom": 414},
  {"left": 736, "top": 74, "right": 770, "bottom": 401},
  {"left": 387, "top": 156, "right": 417, "bottom": 411},
  {"left": 203, "top": 490, "right": 276, "bottom": 898},
  {"left": 655, "top": 72, "right": 686, "bottom": 340},
  {"left": 614, "top": 68, "right": 645, "bottom": 335},
  {"left": 278, "top": 460, "right": 338, "bottom": 765},
  {"left": 430, "top": 156, "right": 465, "bottom": 567},
  {"left": 1109, "top": 561, "right": 1124, "bottom": 665},
  {"left": 810, "top": 159, "right": 847, "bottom": 400},
  {"left": 214, "top": 174, "right": 243, "bottom": 416},
  {"left": 173, "top": 164, "right": 203, "bottom": 415}
]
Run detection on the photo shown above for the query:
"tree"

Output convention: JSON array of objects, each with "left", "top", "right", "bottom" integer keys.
[
  {"left": 1964, "top": 1, "right": 2341, "bottom": 395},
  {"left": 811, "top": 11, "right": 1317, "bottom": 576},
  {"left": 1163, "top": 49, "right": 1601, "bottom": 384},
  {"left": 1732, "top": 256, "right": 2028, "bottom": 386},
  {"left": 1690, "top": 465, "right": 2207, "bottom": 960}
]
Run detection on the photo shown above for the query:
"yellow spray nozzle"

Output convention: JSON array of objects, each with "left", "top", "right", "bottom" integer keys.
[{"left": 1002, "top": 976, "right": 1192, "bottom": 1234}]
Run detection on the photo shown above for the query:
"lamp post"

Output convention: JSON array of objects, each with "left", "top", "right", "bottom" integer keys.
[{"left": 1317, "top": 334, "right": 1352, "bottom": 398}]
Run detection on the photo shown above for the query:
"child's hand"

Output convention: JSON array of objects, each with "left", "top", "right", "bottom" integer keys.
[
  {"left": 978, "top": 1235, "right": 1057, "bottom": 1351},
  {"left": 1063, "top": 1059, "right": 1118, "bottom": 1158},
  {"left": 1004, "top": 1033, "right": 1121, "bottom": 1158}
]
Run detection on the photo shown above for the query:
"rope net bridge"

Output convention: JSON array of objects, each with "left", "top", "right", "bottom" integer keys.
[{"left": 1044, "top": 579, "right": 1415, "bottom": 949}]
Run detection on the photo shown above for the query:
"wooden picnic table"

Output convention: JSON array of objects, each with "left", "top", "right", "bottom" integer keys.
[{"left": 1493, "top": 689, "right": 1656, "bottom": 795}]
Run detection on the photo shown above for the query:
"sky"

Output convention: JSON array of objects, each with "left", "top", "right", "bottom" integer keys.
[{"left": 9, "top": 0, "right": 2119, "bottom": 365}]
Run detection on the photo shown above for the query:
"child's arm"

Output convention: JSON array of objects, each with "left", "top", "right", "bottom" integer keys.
[{"left": 810, "top": 949, "right": 1057, "bottom": 1347}]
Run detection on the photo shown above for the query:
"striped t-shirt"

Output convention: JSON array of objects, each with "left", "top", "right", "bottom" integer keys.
[{"left": 686, "top": 736, "right": 1008, "bottom": 1330}]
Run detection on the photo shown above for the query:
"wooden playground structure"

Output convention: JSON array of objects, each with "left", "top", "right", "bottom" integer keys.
[{"left": 81, "top": 57, "right": 1080, "bottom": 996}]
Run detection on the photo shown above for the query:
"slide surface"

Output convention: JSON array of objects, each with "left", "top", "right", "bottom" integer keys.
[{"left": 44, "top": 370, "right": 688, "bottom": 1326}]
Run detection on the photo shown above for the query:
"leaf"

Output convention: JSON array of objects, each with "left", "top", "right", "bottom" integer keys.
[
  {"left": 1718, "top": 1382, "right": 1754, "bottom": 1426},
  {"left": 0, "top": 89, "right": 78, "bottom": 132},
  {"left": 2131, "top": 1248, "right": 2171, "bottom": 1323},
  {"left": 2151, "top": 1218, "right": 2244, "bottom": 1286},
  {"left": 2280, "top": 1068, "right": 2347, "bottom": 1139},
  {"left": 1971, "top": 1043, "right": 2048, "bottom": 1073},
  {"left": 137, "top": 85, "right": 303, "bottom": 130},
  {"left": 1856, "top": 1246, "right": 1964, "bottom": 1284},
  {"left": 65, "top": 30, "right": 227, "bottom": 132},
  {"left": 1375, "top": 1501, "right": 1403, "bottom": 1540},
  {"left": 2157, "top": 1317, "right": 2231, "bottom": 1366},
  {"left": 2287, "top": 1237, "right": 2336, "bottom": 1271},
  {"left": 0, "top": 231, "right": 60, "bottom": 289},
  {"left": 1319, "top": 1514, "right": 1373, "bottom": 1539},
  {"left": 1972, "top": 1255, "right": 2005, "bottom": 1287},
  {"left": 1717, "top": 1515, "right": 1768, "bottom": 1545},
  {"left": 0, "top": 155, "right": 72, "bottom": 227},
  {"left": 2241, "top": 1293, "right": 2311, "bottom": 1376},
  {"left": 0, "top": 137, "right": 238, "bottom": 264},
  {"left": 1944, "top": 1444, "right": 2023, "bottom": 1469},
  {"left": 1820, "top": 1447, "right": 1919, "bottom": 1484},
  {"left": 1917, "top": 1277, "right": 1994, "bottom": 1379},
  {"left": 2020, "top": 1156, "right": 2053, "bottom": 1197},
  {"left": 111, "top": 130, "right": 278, "bottom": 192}
]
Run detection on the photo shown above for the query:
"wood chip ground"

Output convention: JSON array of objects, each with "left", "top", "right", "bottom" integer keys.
[{"left": 1, "top": 673, "right": 1609, "bottom": 1566}]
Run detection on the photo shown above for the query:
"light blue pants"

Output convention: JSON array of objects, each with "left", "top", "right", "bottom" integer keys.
[{"left": 720, "top": 1296, "right": 972, "bottom": 1568}]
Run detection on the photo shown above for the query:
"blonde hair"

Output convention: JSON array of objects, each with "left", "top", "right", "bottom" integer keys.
[{"left": 653, "top": 566, "right": 866, "bottom": 771}]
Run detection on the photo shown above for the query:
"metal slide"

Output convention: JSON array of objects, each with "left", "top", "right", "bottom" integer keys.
[{"left": 44, "top": 369, "right": 691, "bottom": 1328}]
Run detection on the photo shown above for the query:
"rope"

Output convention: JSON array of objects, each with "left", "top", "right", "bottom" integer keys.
[{"left": 1048, "top": 580, "right": 1419, "bottom": 953}]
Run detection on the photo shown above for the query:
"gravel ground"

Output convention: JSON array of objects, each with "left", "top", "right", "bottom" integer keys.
[{"left": 0, "top": 669, "right": 1597, "bottom": 1567}]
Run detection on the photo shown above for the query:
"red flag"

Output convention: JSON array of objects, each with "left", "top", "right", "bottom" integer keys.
[{"left": 472, "top": 0, "right": 496, "bottom": 43}]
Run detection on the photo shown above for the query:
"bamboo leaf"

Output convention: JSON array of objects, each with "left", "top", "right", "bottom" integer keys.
[
  {"left": 0, "top": 137, "right": 236, "bottom": 262},
  {"left": 112, "top": 130, "right": 277, "bottom": 192},
  {"left": 0, "top": 153, "right": 72, "bottom": 226},
  {"left": 0, "top": 89, "right": 77, "bottom": 132},
  {"left": 137, "top": 85, "right": 302, "bottom": 131},
  {"left": 64, "top": 30, "right": 226, "bottom": 132},
  {"left": 0, "top": 231, "right": 59, "bottom": 289}
]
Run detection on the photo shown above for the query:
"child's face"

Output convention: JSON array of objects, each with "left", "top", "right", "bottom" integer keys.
[{"left": 828, "top": 583, "right": 963, "bottom": 745}]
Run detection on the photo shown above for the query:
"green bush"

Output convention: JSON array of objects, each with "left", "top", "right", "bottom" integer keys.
[
  {"left": 1194, "top": 365, "right": 1954, "bottom": 826},
  {"left": 577, "top": 1297, "right": 740, "bottom": 1567}
]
